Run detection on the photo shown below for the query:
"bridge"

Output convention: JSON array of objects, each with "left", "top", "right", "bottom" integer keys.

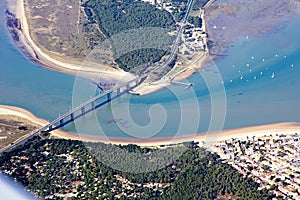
[{"left": 0, "top": 0, "right": 195, "bottom": 154}]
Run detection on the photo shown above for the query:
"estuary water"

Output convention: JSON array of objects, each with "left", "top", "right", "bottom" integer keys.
[{"left": 1, "top": 0, "right": 300, "bottom": 139}]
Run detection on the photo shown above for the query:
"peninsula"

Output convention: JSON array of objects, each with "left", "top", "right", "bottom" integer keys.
[{"left": 6, "top": 0, "right": 212, "bottom": 95}]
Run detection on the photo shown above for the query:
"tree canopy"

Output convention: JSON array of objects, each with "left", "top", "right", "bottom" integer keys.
[
  {"left": 83, "top": 0, "right": 176, "bottom": 72},
  {"left": 0, "top": 139, "right": 274, "bottom": 199}
]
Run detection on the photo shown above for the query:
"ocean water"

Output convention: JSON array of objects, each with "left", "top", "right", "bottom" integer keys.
[
  {"left": 1, "top": 0, "right": 300, "bottom": 138},
  {"left": 217, "top": 15, "right": 300, "bottom": 129},
  {"left": 67, "top": 14, "right": 300, "bottom": 138}
]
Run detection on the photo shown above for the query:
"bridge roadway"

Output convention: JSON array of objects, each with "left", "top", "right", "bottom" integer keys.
[{"left": 0, "top": 0, "right": 195, "bottom": 154}]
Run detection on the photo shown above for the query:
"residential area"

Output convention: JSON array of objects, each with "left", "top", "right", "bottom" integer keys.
[{"left": 213, "top": 133, "right": 300, "bottom": 199}]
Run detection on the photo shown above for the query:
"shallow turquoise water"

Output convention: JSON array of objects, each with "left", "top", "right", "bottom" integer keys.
[{"left": 1, "top": 1, "right": 300, "bottom": 138}]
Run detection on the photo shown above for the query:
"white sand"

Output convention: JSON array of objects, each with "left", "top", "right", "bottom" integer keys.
[
  {"left": 0, "top": 105, "right": 48, "bottom": 126},
  {"left": 199, "top": 122, "right": 300, "bottom": 144}
]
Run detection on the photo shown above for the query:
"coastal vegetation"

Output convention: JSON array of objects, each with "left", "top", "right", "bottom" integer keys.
[
  {"left": 83, "top": 0, "right": 175, "bottom": 37},
  {"left": 0, "top": 138, "right": 274, "bottom": 199},
  {"left": 83, "top": 0, "right": 176, "bottom": 72},
  {"left": 0, "top": 115, "right": 38, "bottom": 150},
  {"left": 165, "top": 0, "right": 209, "bottom": 22},
  {"left": 188, "top": 16, "right": 203, "bottom": 28},
  {"left": 115, "top": 49, "right": 167, "bottom": 73}
]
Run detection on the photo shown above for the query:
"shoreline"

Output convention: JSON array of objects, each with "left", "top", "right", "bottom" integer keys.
[
  {"left": 6, "top": 0, "right": 137, "bottom": 90},
  {"left": 6, "top": 0, "right": 210, "bottom": 96},
  {"left": 0, "top": 105, "right": 70, "bottom": 137},
  {"left": 1, "top": 104, "right": 300, "bottom": 147}
]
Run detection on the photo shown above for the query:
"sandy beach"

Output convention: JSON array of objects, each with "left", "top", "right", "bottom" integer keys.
[
  {"left": 6, "top": 0, "right": 136, "bottom": 85},
  {"left": 65, "top": 122, "right": 300, "bottom": 147},
  {"left": 1, "top": 104, "right": 300, "bottom": 147}
]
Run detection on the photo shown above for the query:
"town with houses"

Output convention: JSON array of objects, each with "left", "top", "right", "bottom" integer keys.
[{"left": 213, "top": 132, "right": 300, "bottom": 199}]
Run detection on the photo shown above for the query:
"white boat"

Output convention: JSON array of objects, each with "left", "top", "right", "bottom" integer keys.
[{"left": 271, "top": 72, "right": 275, "bottom": 79}]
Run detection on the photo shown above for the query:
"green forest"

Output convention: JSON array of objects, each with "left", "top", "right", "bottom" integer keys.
[
  {"left": 83, "top": 0, "right": 176, "bottom": 72},
  {"left": 83, "top": 0, "right": 175, "bottom": 37},
  {"left": 115, "top": 48, "right": 166, "bottom": 73},
  {"left": 0, "top": 138, "right": 274, "bottom": 199}
]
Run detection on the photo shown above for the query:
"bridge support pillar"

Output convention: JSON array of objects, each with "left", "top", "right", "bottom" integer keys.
[
  {"left": 135, "top": 80, "right": 139, "bottom": 86},
  {"left": 107, "top": 92, "right": 112, "bottom": 101},
  {"left": 48, "top": 125, "right": 53, "bottom": 131},
  {"left": 117, "top": 88, "right": 120, "bottom": 96},
  {"left": 91, "top": 102, "right": 95, "bottom": 109},
  {"left": 60, "top": 119, "right": 64, "bottom": 127},
  {"left": 126, "top": 84, "right": 130, "bottom": 91},
  {"left": 70, "top": 113, "right": 74, "bottom": 121},
  {"left": 81, "top": 107, "right": 85, "bottom": 115}
]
